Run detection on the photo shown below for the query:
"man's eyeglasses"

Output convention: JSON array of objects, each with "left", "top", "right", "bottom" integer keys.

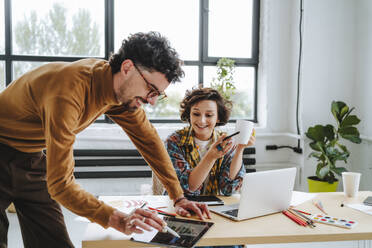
[{"left": 133, "top": 64, "right": 167, "bottom": 101}]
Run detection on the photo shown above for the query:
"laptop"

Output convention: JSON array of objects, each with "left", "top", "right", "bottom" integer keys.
[{"left": 210, "top": 167, "right": 296, "bottom": 221}]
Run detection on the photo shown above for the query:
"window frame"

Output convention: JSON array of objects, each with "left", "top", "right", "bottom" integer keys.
[{"left": 0, "top": 0, "right": 259, "bottom": 123}]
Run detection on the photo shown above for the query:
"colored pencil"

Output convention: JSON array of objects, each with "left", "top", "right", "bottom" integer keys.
[
  {"left": 148, "top": 206, "right": 177, "bottom": 217},
  {"left": 282, "top": 210, "right": 306, "bottom": 226},
  {"left": 290, "top": 208, "right": 311, "bottom": 216},
  {"left": 291, "top": 209, "right": 315, "bottom": 226},
  {"left": 285, "top": 210, "right": 308, "bottom": 226},
  {"left": 288, "top": 209, "right": 315, "bottom": 228},
  {"left": 282, "top": 210, "right": 303, "bottom": 226}
]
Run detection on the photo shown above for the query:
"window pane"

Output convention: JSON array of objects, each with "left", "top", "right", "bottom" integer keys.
[
  {"left": 12, "top": 0, "right": 104, "bottom": 57},
  {"left": 114, "top": 0, "right": 199, "bottom": 61},
  {"left": 0, "top": 0, "right": 4, "bottom": 54},
  {"left": 144, "top": 66, "right": 198, "bottom": 120},
  {"left": 12, "top": 61, "right": 48, "bottom": 81},
  {"left": 204, "top": 66, "right": 255, "bottom": 119},
  {"left": 96, "top": 115, "right": 105, "bottom": 121},
  {"left": 0, "top": 61, "right": 4, "bottom": 92},
  {"left": 208, "top": 0, "right": 253, "bottom": 58}
]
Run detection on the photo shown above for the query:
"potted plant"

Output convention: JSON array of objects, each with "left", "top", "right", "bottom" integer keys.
[
  {"left": 305, "top": 101, "right": 362, "bottom": 192},
  {"left": 210, "top": 57, "right": 236, "bottom": 100}
]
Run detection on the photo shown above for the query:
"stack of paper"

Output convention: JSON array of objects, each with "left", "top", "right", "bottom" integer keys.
[
  {"left": 346, "top": 203, "right": 372, "bottom": 216},
  {"left": 290, "top": 191, "right": 317, "bottom": 206}
]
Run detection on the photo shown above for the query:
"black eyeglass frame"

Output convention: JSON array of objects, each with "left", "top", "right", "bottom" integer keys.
[{"left": 133, "top": 64, "right": 167, "bottom": 101}]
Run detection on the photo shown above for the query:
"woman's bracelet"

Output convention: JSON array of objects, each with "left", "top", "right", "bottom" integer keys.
[{"left": 173, "top": 196, "right": 186, "bottom": 207}]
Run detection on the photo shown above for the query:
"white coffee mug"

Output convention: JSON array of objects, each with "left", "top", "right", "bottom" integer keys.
[
  {"left": 234, "top": 120, "right": 254, "bottom": 145},
  {"left": 342, "top": 172, "right": 361, "bottom": 198}
]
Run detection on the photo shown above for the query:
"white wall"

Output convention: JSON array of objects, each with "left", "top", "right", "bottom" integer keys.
[
  {"left": 355, "top": 0, "right": 372, "bottom": 138},
  {"left": 299, "top": 0, "right": 372, "bottom": 190},
  {"left": 75, "top": 0, "right": 372, "bottom": 191},
  {"left": 352, "top": 0, "right": 372, "bottom": 190},
  {"left": 302, "top": 0, "right": 355, "bottom": 126},
  {"left": 301, "top": 0, "right": 354, "bottom": 190}
]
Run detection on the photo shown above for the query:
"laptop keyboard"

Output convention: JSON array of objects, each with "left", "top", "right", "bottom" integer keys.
[{"left": 222, "top": 208, "right": 238, "bottom": 217}]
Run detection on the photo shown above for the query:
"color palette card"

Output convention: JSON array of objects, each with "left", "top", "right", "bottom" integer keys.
[{"left": 310, "top": 214, "right": 357, "bottom": 229}]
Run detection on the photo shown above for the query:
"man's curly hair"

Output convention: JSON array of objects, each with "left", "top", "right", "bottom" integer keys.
[
  {"left": 109, "top": 31, "right": 184, "bottom": 83},
  {"left": 180, "top": 88, "right": 232, "bottom": 126}
]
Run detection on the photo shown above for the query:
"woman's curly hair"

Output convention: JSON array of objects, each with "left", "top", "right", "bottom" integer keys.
[
  {"left": 109, "top": 31, "right": 184, "bottom": 83},
  {"left": 180, "top": 87, "right": 232, "bottom": 126}
]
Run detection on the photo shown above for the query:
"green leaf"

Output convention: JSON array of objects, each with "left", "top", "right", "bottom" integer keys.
[
  {"left": 331, "top": 101, "right": 347, "bottom": 123},
  {"left": 333, "top": 151, "right": 349, "bottom": 162},
  {"left": 340, "top": 105, "right": 349, "bottom": 120},
  {"left": 339, "top": 126, "right": 359, "bottom": 136},
  {"left": 318, "top": 165, "right": 330, "bottom": 179},
  {"left": 332, "top": 167, "right": 348, "bottom": 176},
  {"left": 342, "top": 135, "right": 362, "bottom": 144},
  {"left": 325, "top": 172, "right": 336, "bottom": 183},
  {"left": 306, "top": 125, "right": 326, "bottom": 142},
  {"left": 339, "top": 127, "right": 362, "bottom": 144},
  {"left": 316, "top": 162, "right": 324, "bottom": 179},
  {"left": 308, "top": 152, "right": 321, "bottom": 160},
  {"left": 336, "top": 143, "right": 348, "bottom": 153},
  {"left": 323, "top": 125, "right": 335, "bottom": 142},
  {"left": 211, "top": 58, "right": 236, "bottom": 99},
  {"left": 344, "top": 107, "right": 355, "bottom": 120},
  {"left": 309, "top": 142, "right": 321, "bottom": 151},
  {"left": 329, "top": 139, "right": 338, "bottom": 147},
  {"left": 308, "top": 100, "right": 362, "bottom": 181},
  {"left": 340, "top": 115, "right": 360, "bottom": 128},
  {"left": 331, "top": 101, "right": 340, "bottom": 116}
]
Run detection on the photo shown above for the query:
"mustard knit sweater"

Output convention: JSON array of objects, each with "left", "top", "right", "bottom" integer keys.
[{"left": 0, "top": 58, "right": 183, "bottom": 228}]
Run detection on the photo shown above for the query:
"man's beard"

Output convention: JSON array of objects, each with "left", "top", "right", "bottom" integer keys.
[{"left": 121, "top": 97, "right": 148, "bottom": 112}]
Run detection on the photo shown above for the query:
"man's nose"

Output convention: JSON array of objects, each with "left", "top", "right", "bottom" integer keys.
[{"left": 147, "top": 96, "right": 158, "bottom": 106}]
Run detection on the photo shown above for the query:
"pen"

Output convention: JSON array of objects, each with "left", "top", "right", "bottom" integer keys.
[
  {"left": 216, "top": 131, "right": 240, "bottom": 151},
  {"left": 130, "top": 202, "right": 147, "bottom": 215},
  {"left": 163, "top": 225, "right": 181, "bottom": 238},
  {"left": 222, "top": 131, "right": 240, "bottom": 141},
  {"left": 128, "top": 202, "right": 147, "bottom": 226},
  {"left": 148, "top": 206, "right": 177, "bottom": 217}
]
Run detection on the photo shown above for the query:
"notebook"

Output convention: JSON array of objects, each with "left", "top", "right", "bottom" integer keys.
[{"left": 210, "top": 167, "right": 296, "bottom": 221}]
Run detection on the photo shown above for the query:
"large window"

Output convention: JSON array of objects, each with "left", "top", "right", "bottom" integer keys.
[{"left": 0, "top": 0, "right": 259, "bottom": 122}]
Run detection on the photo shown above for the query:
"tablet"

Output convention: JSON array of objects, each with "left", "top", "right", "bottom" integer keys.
[
  {"left": 131, "top": 217, "right": 214, "bottom": 248},
  {"left": 186, "top": 195, "right": 224, "bottom": 206}
]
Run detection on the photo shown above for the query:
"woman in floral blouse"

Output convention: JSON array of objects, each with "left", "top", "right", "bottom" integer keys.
[{"left": 165, "top": 87, "right": 255, "bottom": 197}]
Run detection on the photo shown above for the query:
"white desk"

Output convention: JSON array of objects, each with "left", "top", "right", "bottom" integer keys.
[{"left": 82, "top": 192, "right": 372, "bottom": 247}]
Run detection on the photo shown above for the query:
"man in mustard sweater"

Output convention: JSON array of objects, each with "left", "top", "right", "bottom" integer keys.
[{"left": 0, "top": 32, "right": 210, "bottom": 248}]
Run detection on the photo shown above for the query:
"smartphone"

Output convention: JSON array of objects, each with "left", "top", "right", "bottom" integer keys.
[
  {"left": 363, "top": 196, "right": 372, "bottom": 206},
  {"left": 222, "top": 131, "right": 240, "bottom": 141},
  {"left": 186, "top": 195, "right": 224, "bottom": 206}
]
